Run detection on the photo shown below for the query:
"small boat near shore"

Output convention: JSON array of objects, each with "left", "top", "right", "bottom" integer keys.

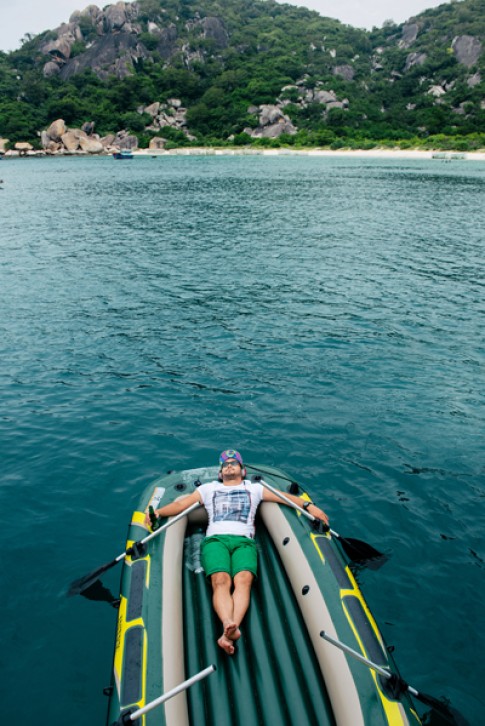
[
  {"left": 113, "top": 150, "right": 134, "bottom": 159},
  {"left": 104, "top": 464, "right": 424, "bottom": 725}
]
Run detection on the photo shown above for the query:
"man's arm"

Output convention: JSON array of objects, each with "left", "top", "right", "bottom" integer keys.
[
  {"left": 262, "top": 488, "right": 329, "bottom": 525},
  {"left": 144, "top": 490, "right": 202, "bottom": 526}
]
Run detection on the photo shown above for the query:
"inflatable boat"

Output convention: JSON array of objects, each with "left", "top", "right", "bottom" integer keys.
[{"left": 106, "top": 464, "right": 419, "bottom": 725}]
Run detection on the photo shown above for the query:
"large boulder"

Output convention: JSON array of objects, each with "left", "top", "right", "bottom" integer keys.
[
  {"left": 104, "top": 2, "right": 129, "bottom": 32},
  {"left": 82, "top": 121, "right": 96, "bottom": 135},
  {"left": 43, "top": 61, "right": 61, "bottom": 77},
  {"left": 44, "top": 141, "right": 62, "bottom": 154},
  {"left": 61, "top": 129, "right": 86, "bottom": 151},
  {"left": 79, "top": 137, "right": 104, "bottom": 153},
  {"left": 100, "top": 134, "right": 117, "bottom": 149},
  {"left": 260, "top": 120, "right": 297, "bottom": 138},
  {"left": 314, "top": 90, "right": 337, "bottom": 104},
  {"left": 452, "top": 35, "right": 482, "bottom": 67},
  {"left": 76, "top": 5, "right": 103, "bottom": 23},
  {"left": 143, "top": 102, "right": 161, "bottom": 117},
  {"left": 42, "top": 35, "right": 73, "bottom": 60},
  {"left": 0, "top": 138, "right": 9, "bottom": 152},
  {"left": 113, "top": 131, "right": 138, "bottom": 150},
  {"left": 259, "top": 105, "right": 285, "bottom": 126},
  {"left": 46, "top": 119, "right": 67, "bottom": 141}
]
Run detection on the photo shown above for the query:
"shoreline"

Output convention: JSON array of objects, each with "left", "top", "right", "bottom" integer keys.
[
  {"left": 134, "top": 147, "right": 485, "bottom": 160},
  {"left": 2, "top": 147, "right": 485, "bottom": 161}
]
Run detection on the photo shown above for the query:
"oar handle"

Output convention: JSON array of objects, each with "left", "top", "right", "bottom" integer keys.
[{"left": 121, "top": 501, "right": 201, "bottom": 560}]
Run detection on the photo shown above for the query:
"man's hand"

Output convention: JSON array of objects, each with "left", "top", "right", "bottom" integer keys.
[
  {"left": 308, "top": 505, "right": 329, "bottom": 526},
  {"left": 144, "top": 508, "right": 159, "bottom": 527}
]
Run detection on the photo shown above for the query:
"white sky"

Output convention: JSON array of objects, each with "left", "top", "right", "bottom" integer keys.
[{"left": 0, "top": 0, "right": 451, "bottom": 53}]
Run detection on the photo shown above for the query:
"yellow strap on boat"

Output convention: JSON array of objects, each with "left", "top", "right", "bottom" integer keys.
[{"left": 131, "top": 510, "right": 149, "bottom": 528}]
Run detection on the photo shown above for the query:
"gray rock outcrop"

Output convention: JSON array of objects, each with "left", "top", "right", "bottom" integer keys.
[
  {"left": 112, "top": 130, "right": 138, "bottom": 150},
  {"left": 242, "top": 81, "right": 350, "bottom": 138},
  {"left": 244, "top": 105, "right": 297, "bottom": 138},
  {"left": 452, "top": 35, "right": 482, "bottom": 67},
  {"left": 199, "top": 17, "right": 228, "bottom": 48},
  {"left": 41, "top": 3, "right": 225, "bottom": 81},
  {"left": 314, "top": 90, "right": 338, "bottom": 104},
  {"left": 404, "top": 52, "right": 427, "bottom": 71},
  {"left": 58, "top": 32, "right": 150, "bottom": 81},
  {"left": 139, "top": 98, "right": 192, "bottom": 138},
  {"left": 467, "top": 72, "right": 481, "bottom": 87},
  {"left": 333, "top": 65, "right": 354, "bottom": 81},
  {"left": 399, "top": 23, "right": 419, "bottom": 49},
  {"left": 43, "top": 61, "right": 61, "bottom": 77},
  {"left": 428, "top": 85, "right": 447, "bottom": 98}
]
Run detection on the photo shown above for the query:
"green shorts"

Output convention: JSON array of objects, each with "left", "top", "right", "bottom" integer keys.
[{"left": 200, "top": 535, "right": 258, "bottom": 578}]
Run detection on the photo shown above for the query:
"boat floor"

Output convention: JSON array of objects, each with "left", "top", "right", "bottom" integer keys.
[{"left": 182, "top": 522, "right": 336, "bottom": 726}]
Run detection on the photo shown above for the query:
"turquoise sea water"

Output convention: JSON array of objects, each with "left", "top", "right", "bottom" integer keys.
[{"left": 1, "top": 154, "right": 484, "bottom": 724}]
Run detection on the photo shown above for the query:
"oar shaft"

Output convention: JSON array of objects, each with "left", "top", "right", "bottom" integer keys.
[
  {"left": 320, "top": 630, "right": 391, "bottom": 679},
  {"left": 320, "top": 631, "right": 421, "bottom": 698},
  {"left": 259, "top": 479, "right": 317, "bottom": 522},
  {"left": 141, "top": 502, "right": 201, "bottom": 545},
  {"left": 119, "top": 502, "right": 201, "bottom": 561},
  {"left": 128, "top": 664, "right": 216, "bottom": 719}
]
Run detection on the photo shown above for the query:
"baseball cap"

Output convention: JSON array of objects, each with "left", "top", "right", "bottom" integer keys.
[{"left": 219, "top": 449, "right": 243, "bottom": 466}]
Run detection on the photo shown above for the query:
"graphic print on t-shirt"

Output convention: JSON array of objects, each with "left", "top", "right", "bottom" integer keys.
[{"left": 212, "top": 490, "right": 251, "bottom": 523}]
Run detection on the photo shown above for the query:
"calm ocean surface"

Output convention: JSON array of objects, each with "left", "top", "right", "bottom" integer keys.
[{"left": 1, "top": 154, "right": 484, "bottom": 723}]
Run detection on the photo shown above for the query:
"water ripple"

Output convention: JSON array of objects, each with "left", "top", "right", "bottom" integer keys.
[{"left": 0, "top": 155, "right": 484, "bottom": 723}]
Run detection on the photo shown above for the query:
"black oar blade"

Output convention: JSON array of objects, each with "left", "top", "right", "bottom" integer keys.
[
  {"left": 68, "top": 557, "right": 119, "bottom": 597},
  {"left": 336, "top": 535, "right": 386, "bottom": 564},
  {"left": 79, "top": 578, "right": 120, "bottom": 607},
  {"left": 419, "top": 692, "right": 469, "bottom": 726}
]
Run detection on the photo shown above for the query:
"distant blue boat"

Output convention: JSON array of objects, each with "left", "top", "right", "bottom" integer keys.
[{"left": 113, "top": 150, "right": 134, "bottom": 159}]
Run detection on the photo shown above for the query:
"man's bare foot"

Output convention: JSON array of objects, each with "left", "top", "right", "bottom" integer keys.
[
  {"left": 223, "top": 621, "right": 241, "bottom": 641},
  {"left": 217, "top": 634, "right": 235, "bottom": 655}
]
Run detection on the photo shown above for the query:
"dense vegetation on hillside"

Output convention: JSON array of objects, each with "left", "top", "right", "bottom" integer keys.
[{"left": 0, "top": 0, "right": 484, "bottom": 150}]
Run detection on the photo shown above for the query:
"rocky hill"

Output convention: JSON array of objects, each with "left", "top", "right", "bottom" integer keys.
[{"left": 0, "top": 0, "right": 483, "bottom": 151}]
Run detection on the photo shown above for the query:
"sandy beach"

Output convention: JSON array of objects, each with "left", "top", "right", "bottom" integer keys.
[
  {"left": 134, "top": 147, "right": 485, "bottom": 161},
  {"left": 2, "top": 146, "right": 484, "bottom": 160}
]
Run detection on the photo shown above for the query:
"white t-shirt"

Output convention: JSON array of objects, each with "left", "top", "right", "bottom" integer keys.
[{"left": 198, "top": 480, "right": 264, "bottom": 538}]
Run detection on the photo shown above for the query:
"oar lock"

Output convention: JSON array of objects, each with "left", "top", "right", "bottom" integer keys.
[
  {"left": 312, "top": 519, "right": 330, "bottom": 534},
  {"left": 126, "top": 541, "right": 147, "bottom": 561}
]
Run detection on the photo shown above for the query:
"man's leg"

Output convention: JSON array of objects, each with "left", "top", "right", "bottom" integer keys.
[
  {"left": 210, "top": 572, "right": 237, "bottom": 655},
  {"left": 226, "top": 570, "right": 253, "bottom": 640}
]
